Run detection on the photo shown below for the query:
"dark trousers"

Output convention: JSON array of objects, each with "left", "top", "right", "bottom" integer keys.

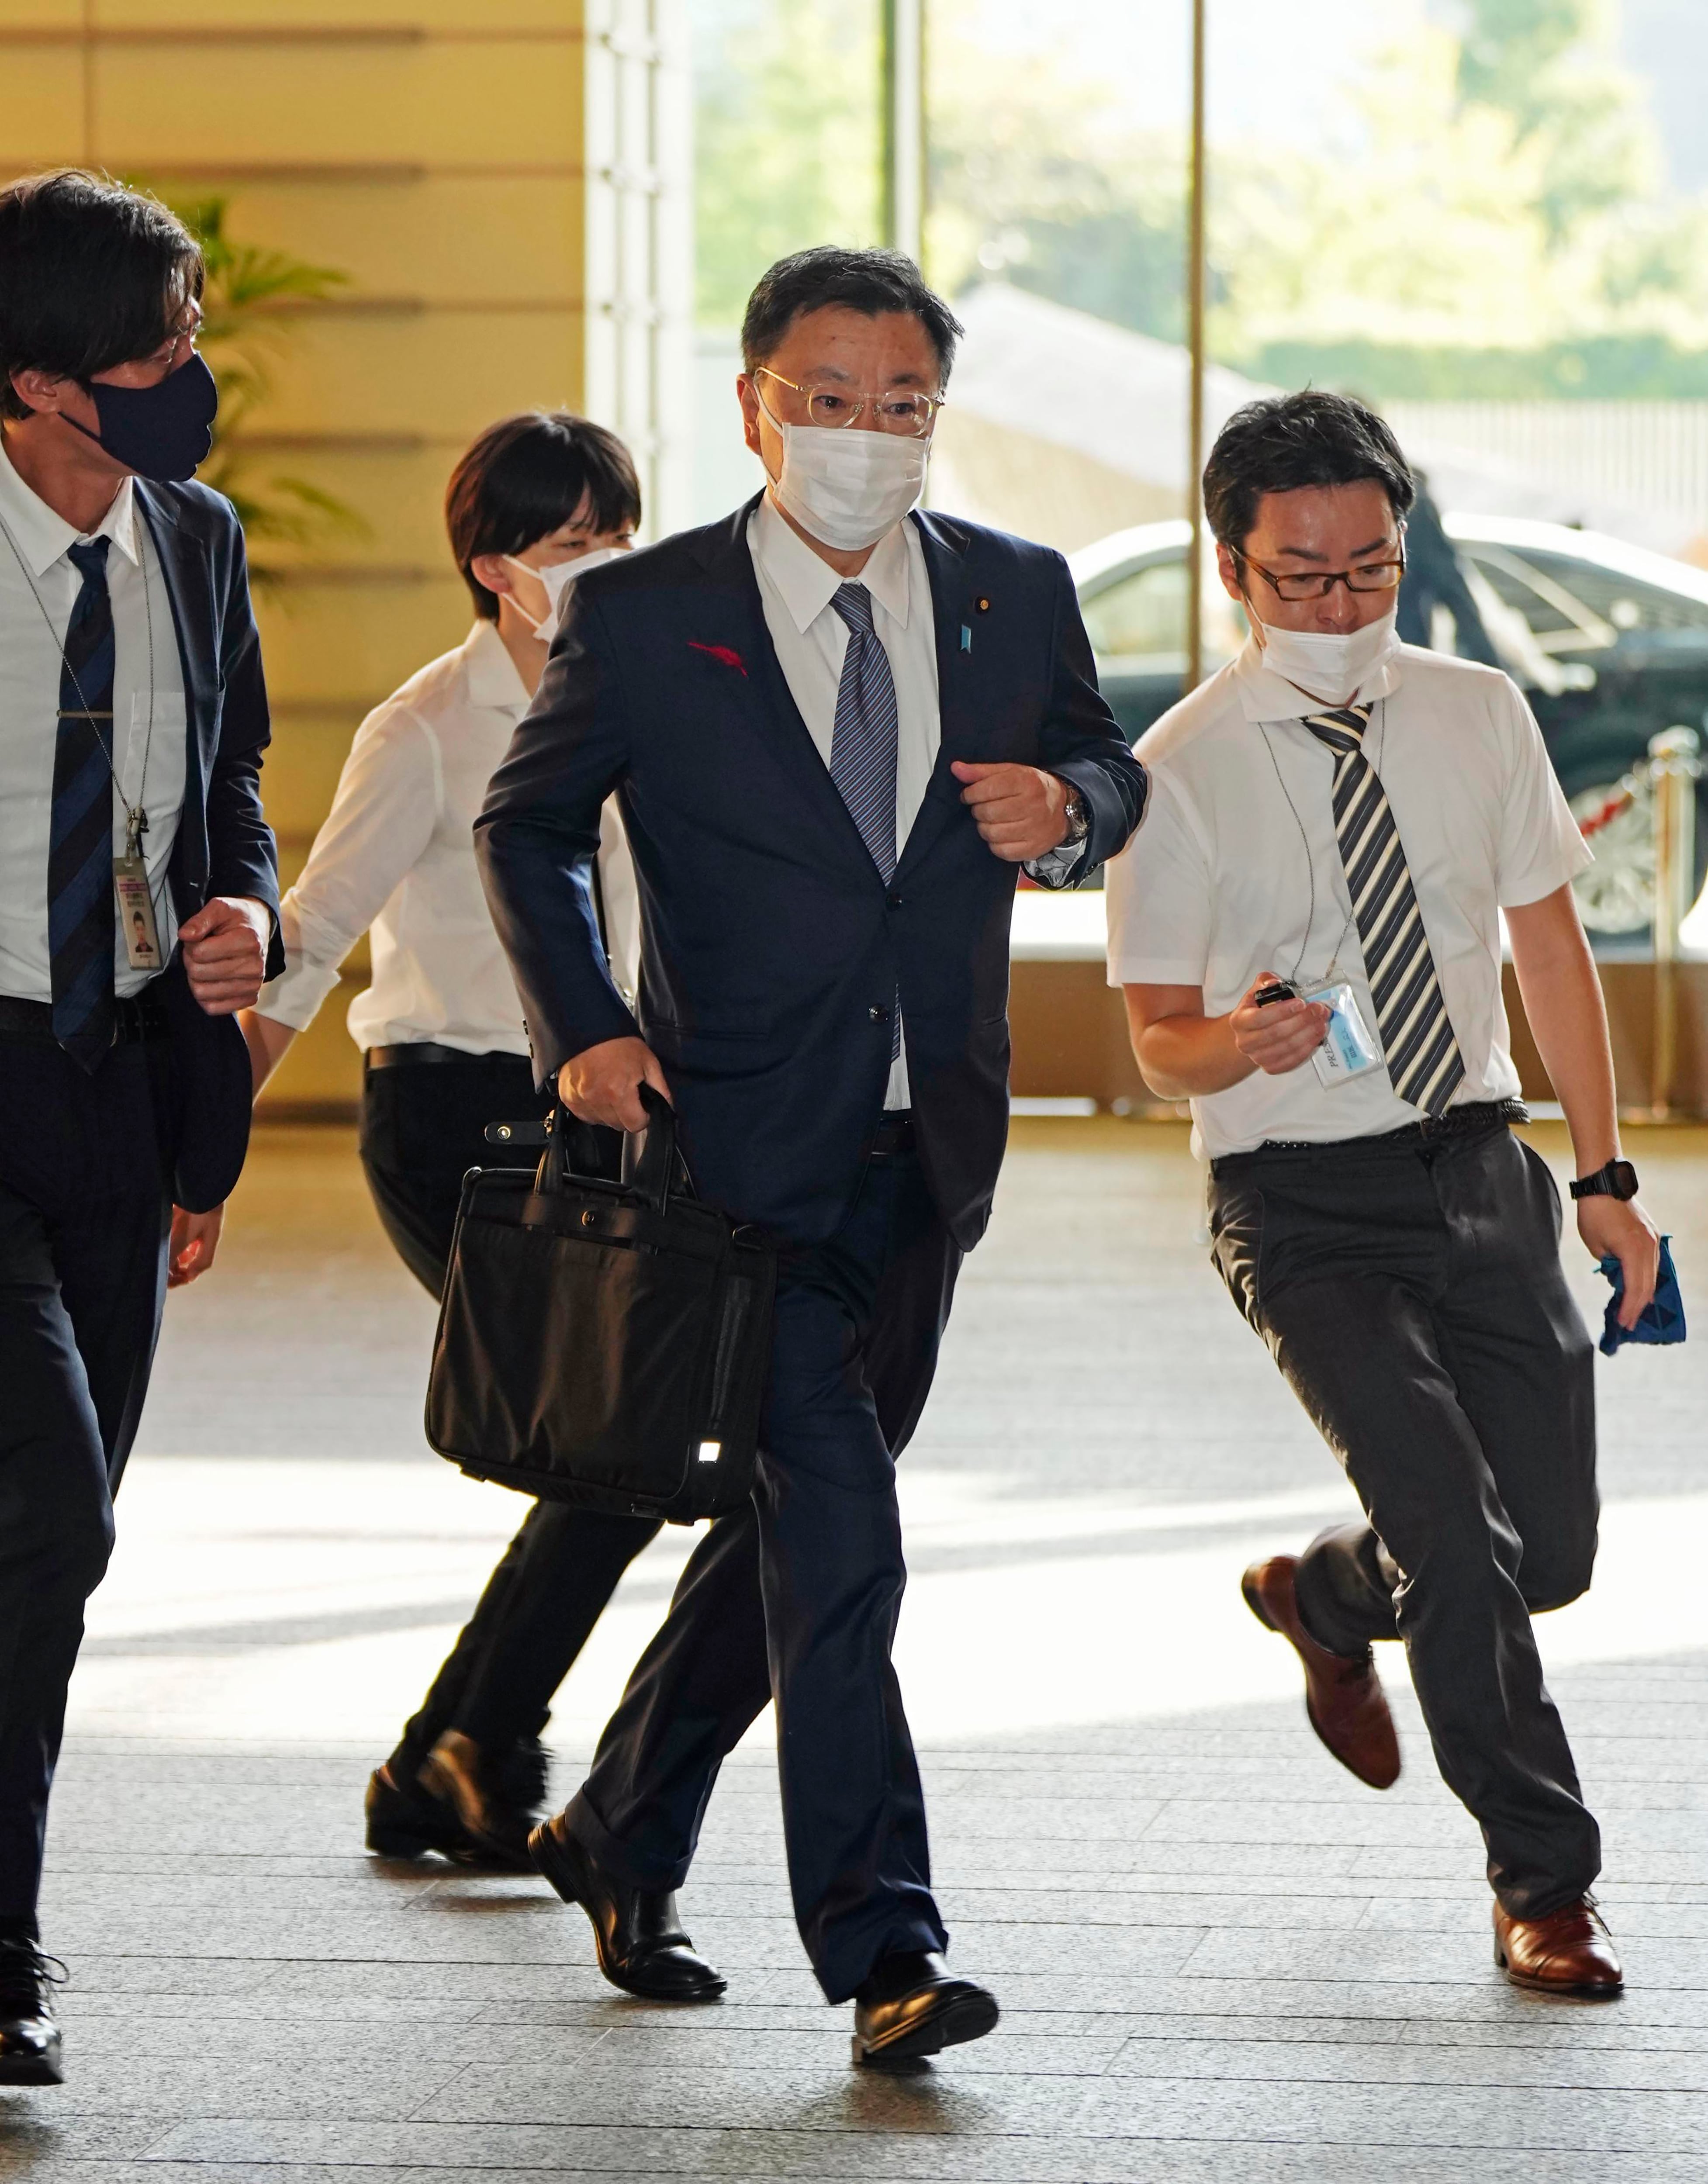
[
  {"left": 1207, "top": 1116, "right": 1601, "bottom": 1919},
  {"left": 0, "top": 1033, "right": 173, "bottom": 1920},
  {"left": 566, "top": 1143, "right": 963, "bottom": 2003},
  {"left": 357, "top": 1054, "right": 659, "bottom": 1769}
]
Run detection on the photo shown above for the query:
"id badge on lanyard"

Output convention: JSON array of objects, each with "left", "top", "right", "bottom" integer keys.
[
  {"left": 114, "top": 810, "right": 163, "bottom": 971},
  {"left": 1302, "top": 981, "right": 1383, "bottom": 1088}
]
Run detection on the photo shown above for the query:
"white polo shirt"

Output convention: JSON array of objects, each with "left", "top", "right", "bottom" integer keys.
[{"left": 1104, "top": 635, "right": 1591, "bottom": 1159}]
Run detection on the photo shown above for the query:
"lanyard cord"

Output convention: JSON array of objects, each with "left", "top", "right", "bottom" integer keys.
[
  {"left": 1257, "top": 698, "right": 1386, "bottom": 990},
  {"left": 0, "top": 505, "right": 160, "bottom": 871}
]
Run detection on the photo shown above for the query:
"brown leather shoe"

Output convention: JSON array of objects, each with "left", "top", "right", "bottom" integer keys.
[
  {"left": 1242, "top": 1555, "right": 1400, "bottom": 1790},
  {"left": 1494, "top": 1896, "right": 1623, "bottom": 1998}
]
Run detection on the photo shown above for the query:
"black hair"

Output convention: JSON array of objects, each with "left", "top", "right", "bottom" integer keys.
[
  {"left": 445, "top": 411, "right": 642, "bottom": 622},
  {"left": 0, "top": 170, "right": 204, "bottom": 424},
  {"left": 740, "top": 246, "right": 963, "bottom": 383},
  {"left": 1202, "top": 389, "right": 1415, "bottom": 551}
]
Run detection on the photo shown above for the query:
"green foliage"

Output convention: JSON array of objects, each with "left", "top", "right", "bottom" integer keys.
[
  {"left": 161, "top": 193, "right": 367, "bottom": 567},
  {"left": 1247, "top": 334, "right": 1708, "bottom": 401}
]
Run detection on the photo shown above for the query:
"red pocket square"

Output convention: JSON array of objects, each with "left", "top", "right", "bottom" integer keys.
[{"left": 689, "top": 640, "right": 747, "bottom": 677}]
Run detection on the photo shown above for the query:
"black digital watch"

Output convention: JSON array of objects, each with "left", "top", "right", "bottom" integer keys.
[{"left": 1569, "top": 1159, "right": 1640, "bottom": 1203}]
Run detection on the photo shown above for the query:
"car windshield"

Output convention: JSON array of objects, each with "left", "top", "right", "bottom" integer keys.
[{"left": 1080, "top": 556, "right": 1245, "bottom": 672}]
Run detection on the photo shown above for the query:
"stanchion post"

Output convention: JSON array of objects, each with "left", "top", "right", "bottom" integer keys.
[{"left": 1648, "top": 725, "right": 1698, "bottom": 1119}]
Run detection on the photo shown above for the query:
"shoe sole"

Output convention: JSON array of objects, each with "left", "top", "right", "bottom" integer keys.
[
  {"left": 852, "top": 1988, "right": 1001, "bottom": 2068},
  {"left": 527, "top": 1823, "right": 726, "bottom": 2004},
  {"left": 0, "top": 2048, "right": 63, "bottom": 2087},
  {"left": 1241, "top": 1568, "right": 1400, "bottom": 1793},
  {"left": 1494, "top": 1942, "right": 1623, "bottom": 2000}
]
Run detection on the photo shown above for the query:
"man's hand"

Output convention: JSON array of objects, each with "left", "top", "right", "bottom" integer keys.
[
  {"left": 1577, "top": 1192, "right": 1661, "bottom": 1331},
  {"left": 557, "top": 1035, "right": 671, "bottom": 1133},
  {"left": 180, "top": 896, "right": 270, "bottom": 1015},
  {"left": 168, "top": 1203, "right": 224, "bottom": 1288},
  {"left": 1229, "top": 973, "right": 1332, "bottom": 1077},
  {"left": 951, "top": 761, "right": 1070, "bottom": 861}
]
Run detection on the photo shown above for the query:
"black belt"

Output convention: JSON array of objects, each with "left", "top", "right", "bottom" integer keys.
[
  {"left": 869, "top": 1109, "right": 916, "bottom": 1159},
  {"left": 0, "top": 987, "right": 170, "bottom": 1045},
  {"left": 1212, "top": 1097, "right": 1528, "bottom": 1176},
  {"left": 366, "top": 1043, "right": 529, "bottom": 1070}
]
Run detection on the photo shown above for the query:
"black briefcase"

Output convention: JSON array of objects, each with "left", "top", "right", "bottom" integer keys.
[{"left": 425, "top": 1089, "right": 776, "bottom": 1524}]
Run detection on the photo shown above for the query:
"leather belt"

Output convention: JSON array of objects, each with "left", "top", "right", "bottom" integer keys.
[
  {"left": 868, "top": 1109, "right": 916, "bottom": 1159},
  {"left": 1214, "top": 1097, "right": 1529, "bottom": 1174},
  {"left": 366, "top": 1043, "right": 526, "bottom": 1070},
  {"left": 0, "top": 987, "right": 170, "bottom": 1045}
]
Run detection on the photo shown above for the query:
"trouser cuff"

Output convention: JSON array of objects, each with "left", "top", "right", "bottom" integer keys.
[{"left": 564, "top": 1787, "right": 694, "bottom": 1894}]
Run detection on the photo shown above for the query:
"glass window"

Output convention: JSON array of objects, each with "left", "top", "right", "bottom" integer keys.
[{"left": 1081, "top": 558, "right": 1245, "bottom": 669}]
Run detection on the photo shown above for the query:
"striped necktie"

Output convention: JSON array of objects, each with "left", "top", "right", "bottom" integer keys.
[
  {"left": 1303, "top": 702, "right": 1464, "bottom": 1119},
  {"left": 829, "top": 582, "right": 901, "bottom": 1058},
  {"left": 50, "top": 537, "right": 118, "bottom": 1070}
]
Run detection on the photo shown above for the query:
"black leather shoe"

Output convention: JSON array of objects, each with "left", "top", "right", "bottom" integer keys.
[
  {"left": 365, "top": 1761, "right": 475, "bottom": 1861},
  {"left": 417, "top": 1732, "right": 536, "bottom": 1871},
  {"left": 0, "top": 1939, "right": 66, "bottom": 2087},
  {"left": 851, "top": 1951, "right": 999, "bottom": 2068},
  {"left": 528, "top": 1813, "right": 725, "bottom": 2001}
]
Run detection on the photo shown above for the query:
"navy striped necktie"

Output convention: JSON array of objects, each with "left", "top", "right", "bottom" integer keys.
[
  {"left": 829, "top": 582, "right": 901, "bottom": 1059},
  {"left": 1303, "top": 702, "right": 1465, "bottom": 1119},
  {"left": 50, "top": 537, "right": 118, "bottom": 1069}
]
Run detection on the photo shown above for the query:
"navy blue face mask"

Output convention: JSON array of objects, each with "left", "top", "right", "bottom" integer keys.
[{"left": 64, "top": 351, "right": 218, "bottom": 482}]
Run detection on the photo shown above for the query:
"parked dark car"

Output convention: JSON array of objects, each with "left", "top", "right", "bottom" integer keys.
[{"left": 1071, "top": 515, "right": 1708, "bottom": 941}]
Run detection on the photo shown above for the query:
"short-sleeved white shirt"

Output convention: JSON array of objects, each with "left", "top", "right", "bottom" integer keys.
[{"left": 1104, "top": 635, "right": 1591, "bottom": 1159}]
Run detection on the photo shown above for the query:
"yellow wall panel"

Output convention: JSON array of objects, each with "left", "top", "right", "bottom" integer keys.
[
  {"left": 229, "top": 313, "right": 585, "bottom": 438},
  {"left": 150, "top": 177, "right": 583, "bottom": 303},
  {"left": 0, "top": 55, "right": 86, "bottom": 162},
  {"left": 95, "top": 45, "right": 582, "bottom": 168},
  {"left": 99, "top": 1, "right": 578, "bottom": 29},
  {"left": 256, "top": 576, "right": 472, "bottom": 706}
]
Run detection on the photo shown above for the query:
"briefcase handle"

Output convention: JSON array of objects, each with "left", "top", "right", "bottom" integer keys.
[{"left": 534, "top": 1083, "right": 691, "bottom": 1213}]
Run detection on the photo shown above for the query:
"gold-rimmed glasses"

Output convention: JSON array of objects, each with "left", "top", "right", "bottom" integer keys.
[{"left": 754, "top": 367, "right": 944, "bottom": 438}]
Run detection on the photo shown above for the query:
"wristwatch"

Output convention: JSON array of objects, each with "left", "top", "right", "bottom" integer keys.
[
  {"left": 1569, "top": 1159, "right": 1640, "bottom": 1202},
  {"left": 1060, "top": 784, "right": 1089, "bottom": 847}
]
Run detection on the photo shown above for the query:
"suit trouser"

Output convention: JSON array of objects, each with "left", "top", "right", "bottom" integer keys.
[
  {"left": 0, "top": 1031, "right": 172, "bottom": 1920},
  {"left": 565, "top": 1141, "right": 963, "bottom": 2003},
  {"left": 1207, "top": 1116, "right": 1601, "bottom": 1920},
  {"left": 356, "top": 1054, "right": 659, "bottom": 1771}
]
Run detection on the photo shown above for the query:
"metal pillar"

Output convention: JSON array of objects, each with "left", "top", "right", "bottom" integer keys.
[
  {"left": 881, "top": 0, "right": 925, "bottom": 263},
  {"left": 1183, "top": 0, "right": 1207, "bottom": 694},
  {"left": 1649, "top": 725, "right": 1699, "bottom": 1117}
]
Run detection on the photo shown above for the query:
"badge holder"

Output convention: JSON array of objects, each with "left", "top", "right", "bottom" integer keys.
[
  {"left": 114, "top": 807, "right": 163, "bottom": 971},
  {"left": 1301, "top": 980, "right": 1383, "bottom": 1089}
]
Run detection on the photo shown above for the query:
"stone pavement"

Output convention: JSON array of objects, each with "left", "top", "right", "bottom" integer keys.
[{"left": 3, "top": 1118, "right": 1705, "bottom": 2182}]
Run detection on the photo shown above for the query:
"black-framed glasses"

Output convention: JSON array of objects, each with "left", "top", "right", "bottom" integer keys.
[
  {"left": 1234, "top": 546, "right": 1407, "bottom": 603},
  {"left": 754, "top": 367, "right": 944, "bottom": 438}
]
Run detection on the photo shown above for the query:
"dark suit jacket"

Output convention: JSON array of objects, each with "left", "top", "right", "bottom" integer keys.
[
  {"left": 134, "top": 480, "right": 284, "bottom": 1211},
  {"left": 477, "top": 498, "right": 1146, "bottom": 1248}
]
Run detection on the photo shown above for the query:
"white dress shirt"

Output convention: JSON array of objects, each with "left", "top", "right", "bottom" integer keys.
[
  {"left": 0, "top": 437, "right": 187, "bottom": 1001},
  {"left": 259, "top": 619, "right": 639, "bottom": 1055},
  {"left": 748, "top": 497, "right": 939, "bottom": 1106},
  {"left": 1105, "top": 634, "right": 1591, "bottom": 1159}
]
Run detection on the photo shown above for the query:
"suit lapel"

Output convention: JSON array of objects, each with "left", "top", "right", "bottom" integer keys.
[
  {"left": 134, "top": 482, "right": 216, "bottom": 787},
  {"left": 896, "top": 509, "right": 976, "bottom": 876}
]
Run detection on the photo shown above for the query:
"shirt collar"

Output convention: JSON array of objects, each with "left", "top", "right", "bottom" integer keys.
[
  {"left": 0, "top": 435, "right": 139, "bottom": 577},
  {"left": 461, "top": 617, "right": 532, "bottom": 712},
  {"left": 1231, "top": 630, "right": 1404, "bottom": 724},
  {"left": 752, "top": 491, "right": 912, "bottom": 634}
]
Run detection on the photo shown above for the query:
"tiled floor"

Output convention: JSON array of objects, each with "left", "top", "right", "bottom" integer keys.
[{"left": 5, "top": 1119, "right": 1705, "bottom": 2181}]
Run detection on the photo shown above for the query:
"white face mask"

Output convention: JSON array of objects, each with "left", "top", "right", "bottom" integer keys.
[
  {"left": 766, "top": 421, "right": 929, "bottom": 552},
  {"left": 504, "top": 545, "right": 624, "bottom": 643},
  {"left": 1253, "top": 604, "right": 1400, "bottom": 707}
]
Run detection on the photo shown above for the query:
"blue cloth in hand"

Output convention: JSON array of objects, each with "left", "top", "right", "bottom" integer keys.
[{"left": 1597, "top": 1234, "right": 1685, "bottom": 1357}]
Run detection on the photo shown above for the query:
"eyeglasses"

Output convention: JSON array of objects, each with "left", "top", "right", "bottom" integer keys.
[
  {"left": 1233, "top": 546, "right": 1407, "bottom": 603},
  {"left": 755, "top": 367, "right": 944, "bottom": 439}
]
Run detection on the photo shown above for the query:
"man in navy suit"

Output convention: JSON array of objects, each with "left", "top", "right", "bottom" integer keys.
[
  {"left": 0, "top": 171, "right": 281, "bottom": 2085},
  {"left": 478, "top": 247, "right": 1145, "bottom": 2066}
]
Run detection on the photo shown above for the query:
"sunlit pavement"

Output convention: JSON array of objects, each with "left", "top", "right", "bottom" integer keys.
[{"left": 8, "top": 1119, "right": 1707, "bottom": 2181}]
